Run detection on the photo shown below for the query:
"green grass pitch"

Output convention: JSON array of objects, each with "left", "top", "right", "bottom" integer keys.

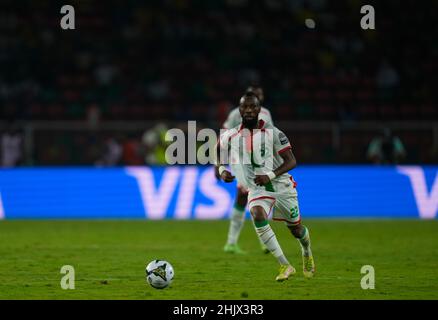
[{"left": 0, "top": 219, "right": 437, "bottom": 300}]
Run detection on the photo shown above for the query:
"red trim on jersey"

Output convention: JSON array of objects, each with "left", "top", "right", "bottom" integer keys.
[
  {"left": 229, "top": 130, "right": 241, "bottom": 141},
  {"left": 267, "top": 199, "right": 276, "bottom": 217},
  {"left": 258, "top": 119, "right": 265, "bottom": 129},
  {"left": 278, "top": 146, "right": 292, "bottom": 154},
  {"left": 248, "top": 196, "right": 276, "bottom": 204},
  {"left": 246, "top": 129, "right": 252, "bottom": 152},
  {"left": 221, "top": 126, "right": 244, "bottom": 147},
  {"left": 290, "top": 176, "right": 297, "bottom": 188},
  {"left": 249, "top": 196, "right": 276, "bottom": 217},
  {"left": 273, "top": 217, "right": 301, "bottom": 225}
]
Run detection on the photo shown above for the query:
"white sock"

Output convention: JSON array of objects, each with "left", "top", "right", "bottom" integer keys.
[
  {"left": 298, "top": 227, "right": 312, "bottom": 257},
  {"left": 257, "top": 229, "right": 267, "bottom": 248},
  {"left": 226, "top": 206, "right": 246, "bottom": 245},
  {"left": 255, "top": 224, "right": 289, "bottom": 265}
]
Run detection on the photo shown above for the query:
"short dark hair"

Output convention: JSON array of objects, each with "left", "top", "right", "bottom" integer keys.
[
  {"left": 244, "top": 91, "right": 257, "bottom": 98},
  {"left": 239, "top": 91, "right": 260, "bottom": 105}
]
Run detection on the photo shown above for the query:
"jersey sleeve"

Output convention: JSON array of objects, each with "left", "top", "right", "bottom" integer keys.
[
  {"left": 273, "top": 127, "right": 292, "bottom": 155},
  {"left": 222, "top": 108, "right": 241, "bottom": 129},
  {"left": 260, "top": 107, "right": 273, "bottom": 125}
]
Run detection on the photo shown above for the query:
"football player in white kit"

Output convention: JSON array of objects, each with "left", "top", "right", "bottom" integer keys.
[
  {"left": 219, "top": 87, "right": 273, "bottom": 254},
  {"left": 216, "top": 92, "right": 315, "bottom": 281}
]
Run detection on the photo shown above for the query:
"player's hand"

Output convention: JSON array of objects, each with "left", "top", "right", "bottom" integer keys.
[
  {"left": 254, "top": 175, "right": 270, "bottom": 186},
  {"left": 220, "top": 170, "right": 235, "bottom": 183}
]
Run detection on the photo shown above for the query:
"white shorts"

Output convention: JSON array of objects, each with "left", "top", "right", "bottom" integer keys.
[{"left": 248, "top": 184, "right": 301, "bottom": 226}]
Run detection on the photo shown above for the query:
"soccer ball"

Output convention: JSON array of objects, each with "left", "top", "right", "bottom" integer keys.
[{"left": 145, "top": 260, "right": 174, "bottom": 289}]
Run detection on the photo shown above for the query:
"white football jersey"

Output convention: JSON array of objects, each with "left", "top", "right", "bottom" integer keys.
[
  {"left": 219, "top": 119, "right": 294, "bottom": 193},
  {"left": 223, "top": 107, "right": 273, "bottom": 129}
]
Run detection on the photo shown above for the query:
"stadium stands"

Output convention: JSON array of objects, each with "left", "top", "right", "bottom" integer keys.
[{"left": 0, "top": 0, "right": 437, "bottom": 164}]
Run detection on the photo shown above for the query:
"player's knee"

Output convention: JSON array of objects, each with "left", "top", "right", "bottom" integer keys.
[
  {"left": 250, "top": 206, "right": 267, "bottom": 222},
  {"left": 287, "top": 223, "right": 303, "bottom": 238}
]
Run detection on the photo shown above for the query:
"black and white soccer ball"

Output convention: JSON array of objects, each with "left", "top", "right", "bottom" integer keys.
[{"left": 145, "top": 260, "right": 174, "bottom": 289}]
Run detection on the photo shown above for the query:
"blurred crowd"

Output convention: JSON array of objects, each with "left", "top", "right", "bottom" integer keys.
[{"left": 0, "top": 0, "right": 437, "bottom": 165}]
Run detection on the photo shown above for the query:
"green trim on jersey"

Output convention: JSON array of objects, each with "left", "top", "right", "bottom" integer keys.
[{"left": 264, "top": 181, "right": 275, "bottom": 192}]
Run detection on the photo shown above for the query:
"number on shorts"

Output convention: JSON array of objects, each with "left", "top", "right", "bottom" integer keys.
[{"left": 290, "top": 206, "right": 299, "bottom": 219}]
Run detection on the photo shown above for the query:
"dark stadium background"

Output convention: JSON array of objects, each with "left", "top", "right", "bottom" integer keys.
[
  {"left": 0, "top": 0, "right": 438, "bottom": 301},
  {"left": 1, "top": 0, "right": 436, "bottom": 166}
]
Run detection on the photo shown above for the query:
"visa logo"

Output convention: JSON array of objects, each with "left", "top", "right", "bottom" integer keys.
[
  {"left": 126, "top": 167, "right": 232, "bottom": 219},
  {"left": 398, "top": 166, "right": 438, "bottom": 219}
]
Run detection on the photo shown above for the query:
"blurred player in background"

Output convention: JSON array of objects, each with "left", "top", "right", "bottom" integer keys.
[
  {"left": 216, "top": 92, "right": 315, "bottom": 281},
  {"left": 142, "top": 123, "right": 169, "bottom": 165},
  {"left": 367, "top": 128, "right": 406, "bottom": 165},
  {"left": 1, "top": 122, "right": 23, "bottom": 168},
  {"left": 219, "top": 86, "right": 273, "bottom": 254},
  {"left": 95, "top": 136, "right": 123, "bottom": 167}
]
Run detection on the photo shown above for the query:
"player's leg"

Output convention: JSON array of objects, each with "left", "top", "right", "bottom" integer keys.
[
  {"left": 286, "top": 222, "right": 315, "bottom": 278},
  {"left": 224, "top": 186, "right": 248, "bottom": 254},
  {"left": 253, "top": 204, "right": 270, "bottom": 254},
  {"left": 250, "top": 200, "right": 296, "bottom": 281},
  {"left": 274, "top": 189, "right": 315, "bottom": 278}
]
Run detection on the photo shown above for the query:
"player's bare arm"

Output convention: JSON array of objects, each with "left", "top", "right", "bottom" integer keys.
[
  {"left": 254, "top": 149, "right": 297, "bottom": 186},
  {"left": 214, "top": 165, "right": 221, "bottom": 180},
  {"left": 215, "top": 141, "right": 235, "bottom": 183}
]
